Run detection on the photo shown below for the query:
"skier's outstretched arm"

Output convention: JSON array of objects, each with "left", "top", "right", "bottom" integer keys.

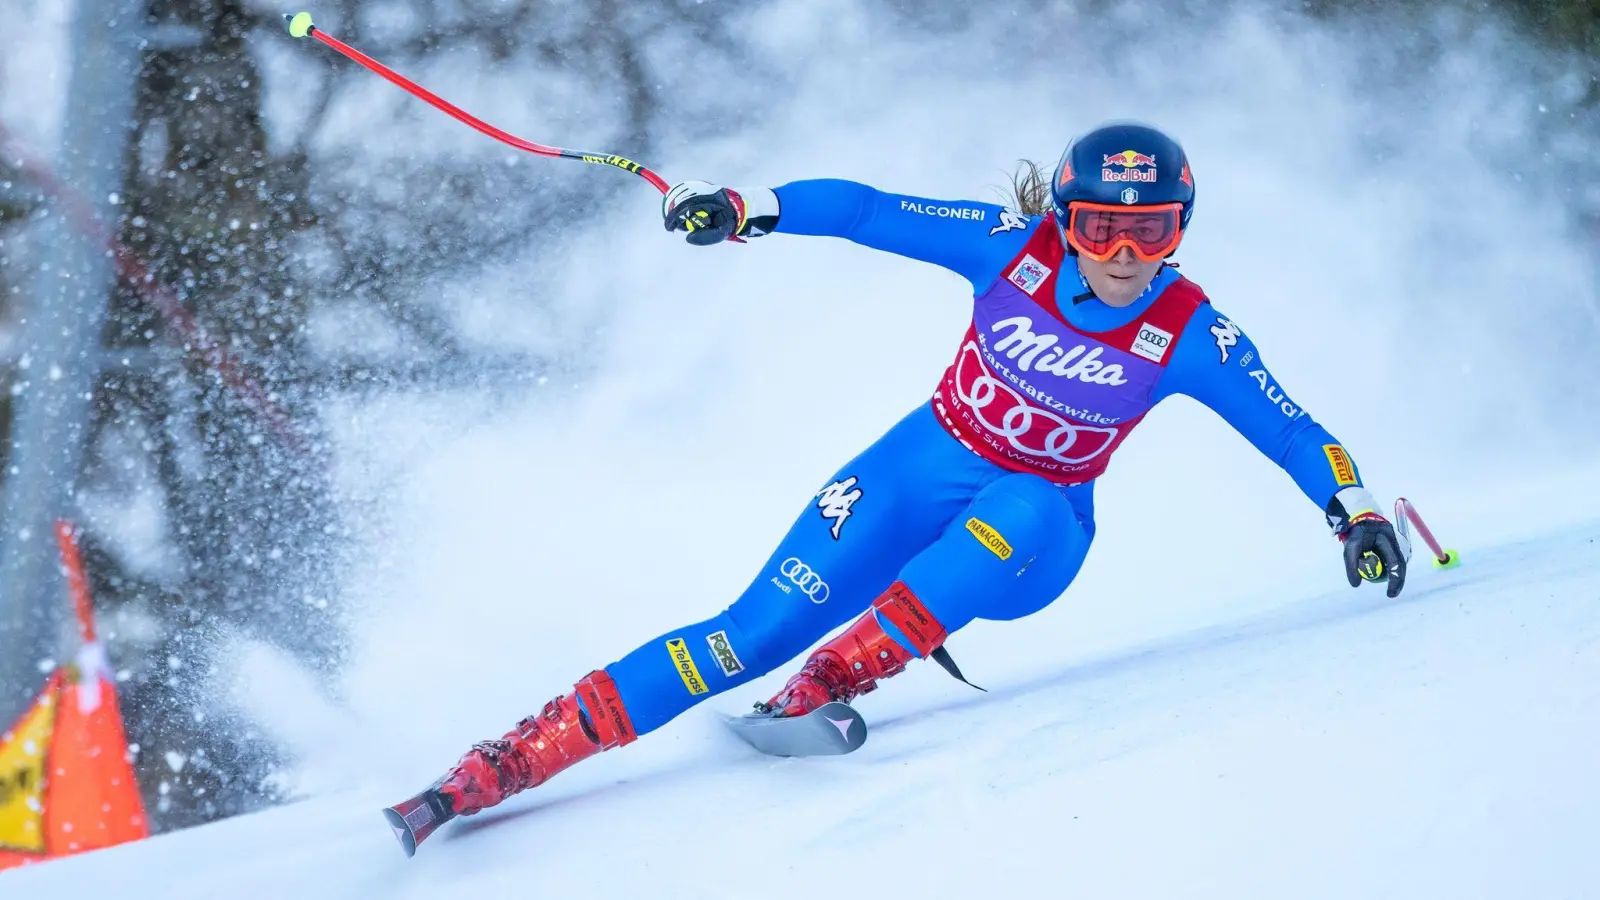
[
  {"left": 661, "top": 178, "right": 1033, "bottom": 290},
  {"left": 1155, "top": 308, "right": 1409, "bottom": 596}
]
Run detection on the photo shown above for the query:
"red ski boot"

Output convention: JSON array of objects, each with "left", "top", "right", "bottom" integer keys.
[
  {"left": 764, "top": 581, "right": 948, "bottom": 717},
  {"left": 384, "top": 669, "right": 635, "bottom": 856}
]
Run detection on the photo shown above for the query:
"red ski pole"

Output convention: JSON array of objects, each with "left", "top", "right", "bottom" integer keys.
[
  {"left": 282, "top": 11, "right": 670, "bottom": 194},
  {"left": 1393, "top": 497, "right": 1460, "bottom": 569}
]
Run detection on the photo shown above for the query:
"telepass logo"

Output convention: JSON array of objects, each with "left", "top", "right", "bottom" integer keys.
[{"left": 666, "top": 638, "right": 709, "bottom": 695}]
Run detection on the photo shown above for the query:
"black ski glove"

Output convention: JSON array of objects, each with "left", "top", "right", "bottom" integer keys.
[
  {"left": 1327, "top": 487, "right": 1408, "bottom": 598},
  {"left": 662, "top": 181, "right": 780, "bottom": 246}
]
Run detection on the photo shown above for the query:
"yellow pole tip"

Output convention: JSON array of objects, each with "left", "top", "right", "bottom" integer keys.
[{"left": 286, "top": 12, "right": 314, "bottom": 39}]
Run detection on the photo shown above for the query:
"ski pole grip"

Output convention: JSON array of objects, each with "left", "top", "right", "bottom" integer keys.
[{"left": 285, "top": 11, "right": 315, "bottom": 39}]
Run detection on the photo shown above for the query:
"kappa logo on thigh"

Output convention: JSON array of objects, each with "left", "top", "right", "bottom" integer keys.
[{"left": 815, "top": 476, "right": 863, "bottom": 540}]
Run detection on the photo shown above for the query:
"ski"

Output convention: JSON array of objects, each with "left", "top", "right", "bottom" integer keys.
[
  {"left": 382, "top": 783, "right": 456, "bottom": 858},
  {"left": 722, "top": 701, "right": 868, "bottom": 757}
]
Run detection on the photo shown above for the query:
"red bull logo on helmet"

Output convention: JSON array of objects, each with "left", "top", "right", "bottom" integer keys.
[{"left": 1101, "top": 150, "right": 1158, "bottom": 183}]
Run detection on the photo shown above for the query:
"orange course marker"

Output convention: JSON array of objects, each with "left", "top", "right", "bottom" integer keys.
[{"left": 0, "top": 522, "right": 148, "bottom": 870}]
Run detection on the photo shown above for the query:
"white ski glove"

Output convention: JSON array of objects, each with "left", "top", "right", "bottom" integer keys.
[{"left": 662, "top": 181, "right": 780, "bottom": 245}]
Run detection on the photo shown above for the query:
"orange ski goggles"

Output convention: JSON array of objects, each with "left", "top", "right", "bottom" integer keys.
[{"left": 1060, "top": 201, "right": 1185, "bottom": 262}]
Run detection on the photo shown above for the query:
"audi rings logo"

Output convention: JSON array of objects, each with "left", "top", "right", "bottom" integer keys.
[
  {"left": 776, "top": 557, "right": 831, "bottom": 604},
  {"left": 954, "top": 342, "right": 1119, "bottom": 465}
]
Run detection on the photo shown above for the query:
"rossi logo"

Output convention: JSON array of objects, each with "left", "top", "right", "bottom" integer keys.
[
  {"left": 1130, "top": 323, "right": 1173, "bottom": 363},
  {"left": 1007, "top": 255, "right": 1052, "bottom": 295},
  {"left": 965, "top": 517, "right": 1013, "bottom": 561},
  {"left": 816, "top": 476, "right": 862, "bottom": 540},
  {"left": 706, "top": 630, "right": 745, "bottom": 677},
  {"left": 1324, "top": 444, "right": 1358, "bottom": 486},
  {"left": 665, "top": 638, "right": 709, "bottom": 695}
]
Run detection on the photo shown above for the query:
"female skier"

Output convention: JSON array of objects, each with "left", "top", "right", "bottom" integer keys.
[{"left": 388, "top": 122, "right": 1409, "bottom": 851}]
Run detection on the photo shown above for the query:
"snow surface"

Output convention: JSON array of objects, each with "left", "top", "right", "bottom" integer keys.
[{"left": 6, "top": 514, "right": 1600, "bottom": 898}]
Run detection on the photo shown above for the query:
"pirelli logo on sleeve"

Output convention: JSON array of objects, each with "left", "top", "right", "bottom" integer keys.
[
  {"left": 965, "top": 517, "right": 1013, "bottom": 561},
  {"left": 1324, "top": 444, "right": 1358, "bottom": 487},
  {"left": 666, "top": 638, "right": 709, "bottom": 695}
]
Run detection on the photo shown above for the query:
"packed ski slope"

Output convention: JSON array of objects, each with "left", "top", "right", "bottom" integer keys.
[{"left": 7, "top": 506, "right": 1600, "bottom": 898}]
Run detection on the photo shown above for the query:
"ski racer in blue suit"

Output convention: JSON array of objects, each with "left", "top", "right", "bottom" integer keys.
[{"left": 393, "top": 122, "right": 1413, "bottom": 849}]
